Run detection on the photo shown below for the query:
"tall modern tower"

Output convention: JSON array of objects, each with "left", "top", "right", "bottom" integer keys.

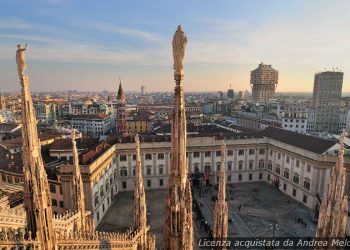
[
  {"left": 309, "top": 70, "right": 344, "bottom": 134},
  {"left": 141, "top": 85, "right": 147, "bottom": 95},
  {"left": 16, "top": 44, "right": 55, "bottom": 249},
  {"left": 250, "top": 63, "right": 278, "bottom": 102},
  {"left": 163, "top": 25, "right": 193, "bottom": 250},
  {"left": 227, "top": 84, "right": 234, "bottom": 99},
  {"left": 116, "top": 80, "right": 128, "bottom": 135}
]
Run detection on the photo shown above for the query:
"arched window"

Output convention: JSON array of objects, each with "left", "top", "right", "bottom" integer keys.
[
  {"left": 275, "top": 165, "right": 281, "bottom": 175},
  {"left": 146, "top": 165, "right": 152, "bottom": 176},
  {"left": 258, "top": 160, "right": 265, "bottom": 169},
  {"left": 303, "top": 177, "right": 311, "bottom": 190},
  {"left": 267, "top": 161, "right": 272, "bottom": 170},
  {"left": 227, "top": 161, "right": 232, "bottom": 171},
  {"left": 120, "top": 167, "right": 127, "bottom": 177},
  {"left": 158, "top": 164, "right": 164, "bottom": 175},
  {"left": 293, "top": 173, "right": 300, "bottom": 184},
  {"left": 238, "top": 160, "right": 244, "bottom": 170},
  {"left": 249, "top": 160, "right": 254, "bottom": 170}
]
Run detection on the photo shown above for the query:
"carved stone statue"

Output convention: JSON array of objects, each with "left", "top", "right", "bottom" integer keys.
[
  {"left": 16, "top": 44, "right": 27, "bottom": 77},
  {"left": 172, "top": 25, "right": 187, "bottom": 73}
]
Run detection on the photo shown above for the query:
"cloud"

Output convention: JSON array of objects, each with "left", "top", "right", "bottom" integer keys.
[
  {"left": 86, "top": 22, "right": 162, "bottom": 42},
  {"left": 0, "top": 19, "right": 49, "bottom": 31},
  {"left": 0, "top": 32, "right": 169, "bottom": 65}
]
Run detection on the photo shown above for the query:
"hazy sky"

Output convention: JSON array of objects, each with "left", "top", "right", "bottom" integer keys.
[{"left": 0, "top": 0, "right": 349, "bottom": 92}]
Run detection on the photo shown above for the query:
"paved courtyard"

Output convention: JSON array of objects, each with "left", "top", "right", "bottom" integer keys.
[
  {"left": 99, "top": 182, "right": 316, "bottom": 249},
  {"left": 193, "top": 182, "right": 316, "bottom": 238}
]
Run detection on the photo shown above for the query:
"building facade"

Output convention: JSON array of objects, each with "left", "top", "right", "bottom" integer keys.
[
  {"left": 250, "top": 63, "right": 278, "bottom": 102},
  {"left": 281, "top": 104, "right": 308, "bottom": 133},
  {"left": 71, "top": 113, "right": 111, "bottom": 137},
  {"left": 308, "top": 71, "right": 344, "bottom": 134}
]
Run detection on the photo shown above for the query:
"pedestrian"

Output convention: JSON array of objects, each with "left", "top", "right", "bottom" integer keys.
[{"left": 239, "top": 204, "right": 242, "bottom": 211}]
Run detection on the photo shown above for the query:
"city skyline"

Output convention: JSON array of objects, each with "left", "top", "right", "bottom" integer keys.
[{"left": 0, "top": 0, "right": 349, "bottom": 92}]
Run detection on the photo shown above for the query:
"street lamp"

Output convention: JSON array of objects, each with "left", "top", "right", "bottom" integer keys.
[{"left": 269, "top": 219, "right": 279, "bottom": 238}]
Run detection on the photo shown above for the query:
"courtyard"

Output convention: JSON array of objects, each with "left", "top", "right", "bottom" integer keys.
[{"left": 98, "top": 182, "right": 316, "bottom": 249}]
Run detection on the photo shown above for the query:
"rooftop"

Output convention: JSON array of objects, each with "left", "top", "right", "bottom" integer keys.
[
  {"left": 71, "top": 113, "right": 109, "bottom": 120},
  {"left": 50, "top": 137, "right": 99, "bottom": 151},
  {"left": 259, "top": 127, "right": 336, "bottom": 154}
]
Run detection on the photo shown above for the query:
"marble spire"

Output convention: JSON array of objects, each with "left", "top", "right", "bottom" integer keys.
[
  {"left": 316, "top": 131, "right": 348, "bottom": 239},
  {"left": 17, "top": 44, "right": 56, "bottom": 249},
  {"left": 213, "top": 141, "right": 228, "bottom": 243},
  {"left": 163, "top": 25, "right": 193, "bottom": 250},
  {"left": 134, "top": 134, "right": 147, "bottom": 230},
  {"left": 71, "top": 129, "right": 86, "bottom": 231}
]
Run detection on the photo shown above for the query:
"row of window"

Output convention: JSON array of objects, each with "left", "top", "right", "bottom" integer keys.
[
  {"left": 268, "top": 165, "right": 311, "bottom": 191},
  {"left": 270, "top": 152, "right": 312, "bottom": 172},
  {"left": 119, "top": 160, "right": 266, "bottom": 177},
  {"left": 119, "top": 149, "right": 267, "bottom": 162},
  {"left": 1, "top": 174, "right": 22, "bottom": 184}
]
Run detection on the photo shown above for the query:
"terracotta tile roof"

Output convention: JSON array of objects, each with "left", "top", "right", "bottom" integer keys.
[
  {"left": 49, "top": 137, "right": 98, "bottom": 151},
  {"left": 0, "top": 145, "right": 59, "bottom": 181},
  {"left": 0, "top": 133, "right": 59, "bottom": 150},
  {"left": 82, "top": 141, "right": 111, "bottom": 164}
]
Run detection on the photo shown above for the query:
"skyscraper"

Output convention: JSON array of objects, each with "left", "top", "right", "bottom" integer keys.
[
  {"left": 250, "top": 63, "right": 278, "bottom": 102},
  {"left": 309, "top": 70, "right": 343, "bottom": 134},
  {"left": 227, "top": 84, "right": 234, "bottom": 99},
  {"left": 141, "top": 85, "right": 147, "bottom": 95}
]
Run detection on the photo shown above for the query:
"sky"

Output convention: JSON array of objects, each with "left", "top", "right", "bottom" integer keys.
[{"left": 0, "top": 0, "right": 349, "bottom": 92}]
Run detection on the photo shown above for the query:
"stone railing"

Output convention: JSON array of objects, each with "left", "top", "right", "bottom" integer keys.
[
  {"left": 0, "top": 207, "right": 26, "bottom": 228},
  {"left": 0, "top": 207, "right": 90, "bottom": 234},
  {"left": 0, "top": 227, "right": 156, "bottom": 250},
  {"left": 56, "top": 227, "right": 155, "bottom": 250}
]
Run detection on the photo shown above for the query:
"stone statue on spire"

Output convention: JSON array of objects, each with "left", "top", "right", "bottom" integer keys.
[
  {"left": 163, "top": 25, "right": 193, "bottom": 250},
  {"left": 172, "top": 25, "right": 187, "bottom": 73},
  {"left": 16, "top": 44, "right": 27, "bottom": 78}
]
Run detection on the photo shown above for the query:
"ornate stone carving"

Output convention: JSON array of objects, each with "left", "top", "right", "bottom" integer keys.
[
  {"left": 134, "top": 134, "right": 147, "bottom": 230},
  {"left": 164, "top": 25, "right": 193, "bottom": 250},
  {"left": 213, "top": 141, "right": 228, "bottom": 246},
  {"left": 172, "top": 25, "right": 187, "bottom": 74},
  {"left": 16, "top": 44, "right": 27, "bottom": 78},
  {"left": 316, "top": 131, "right": 348, "bottom": 245}
]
